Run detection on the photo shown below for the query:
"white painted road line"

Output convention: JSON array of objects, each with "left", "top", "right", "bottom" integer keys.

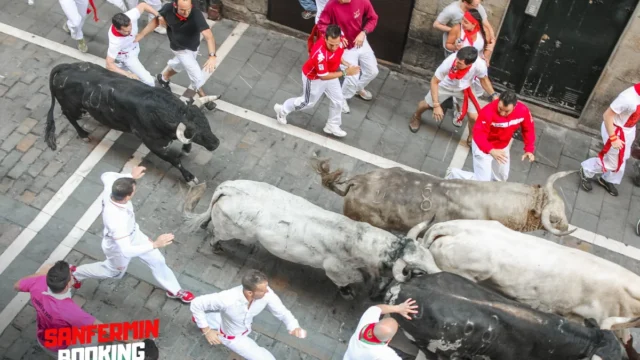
[
  {"left": 0, "top": 146, "right": 148, "bottom": 336},
  {"left": 0, "top": 130, "right": 122, "bottom": 276},
  {"left": 2, "top": 22, "right": 640, "bottom": 276}
]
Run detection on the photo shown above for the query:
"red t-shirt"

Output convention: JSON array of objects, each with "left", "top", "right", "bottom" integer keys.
[
  {"left": 473, "top": 100, "right": 536, "bottom": 154},
  {"left": 302, "top": 37, "right": 345, "bottom": 80},
  {"left": 317, "top": 0, "right": 378, "bottom": 49}
]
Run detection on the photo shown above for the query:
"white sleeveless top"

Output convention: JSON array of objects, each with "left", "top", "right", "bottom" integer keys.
[{"left": 458, "top": 24, "right": 485, "bottom": 58}]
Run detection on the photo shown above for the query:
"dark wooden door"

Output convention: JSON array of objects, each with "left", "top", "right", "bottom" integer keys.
[
  {"left": 267, "top": 0, "right": 414, "bottom": 64},
  {"left": 489, "top": 0, "right": 638, "bottom": 116}
]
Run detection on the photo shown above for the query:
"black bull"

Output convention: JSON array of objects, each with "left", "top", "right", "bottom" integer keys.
[
  {"left": 384, "top": 272, "right": 633, "bottom": 360},
  {"left": 45, "top": 62, "right": 220, "bottom": 183}
]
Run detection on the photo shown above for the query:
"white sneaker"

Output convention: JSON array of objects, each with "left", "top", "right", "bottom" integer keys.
[
  {"left": 28, "top": 0, "right": 34, "bottom": 5},
  {"left": 62, "top": 23, "right": 70, "bottom": 34},
  {"left": 323, "top": 124, "right": 347, "bottom": 137},
  {"left": 341, "top": 100, "right": 350, "bottom": 114},
  {"left": 274, "top": 103, "right": 287, "bottom": 125},
  {"left": 154, "top": 27, "right": 167, "bottom": 35},
  {"left": 445, "top": 167, "right": 453, "bottom": 179}
]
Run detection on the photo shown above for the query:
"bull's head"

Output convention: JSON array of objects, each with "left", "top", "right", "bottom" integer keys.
[
  {"left": 585, "top": 317, "right": 637, "bottom": 360},
  {"left": 540, "top": 171, "right": 578, "bottom": 237},
  {"left": 392, "top": 216, "right": 442, "bottom": 282},
  {"left": 178, "top": 96, "right": 220, "bottom": 151}
]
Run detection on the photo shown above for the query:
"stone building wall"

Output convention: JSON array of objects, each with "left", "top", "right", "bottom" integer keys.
[{"left": 216, "top": 0, "right": 640, "bottom": 132}]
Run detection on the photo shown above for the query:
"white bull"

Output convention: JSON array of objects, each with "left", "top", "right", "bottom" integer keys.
[
  {"left": 181, "top": 180, "right": 437, "bottom": 299},
  {"left": 393, "top": 219, "right": 640, "bottom": 329}
]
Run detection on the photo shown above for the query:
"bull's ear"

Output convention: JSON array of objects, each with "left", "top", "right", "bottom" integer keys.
[{"left": 584, "top": 318, "right": 599, "bottom": 328}]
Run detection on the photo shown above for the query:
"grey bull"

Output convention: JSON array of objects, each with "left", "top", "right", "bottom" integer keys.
[
  {"left": 312, "top": 159, "right": 576, "bottom": 236},
  {"left": 181, "top": 180, "right": 438, "bottom": 299}
]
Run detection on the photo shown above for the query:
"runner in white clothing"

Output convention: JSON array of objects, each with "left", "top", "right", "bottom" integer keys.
[
  {"left": 580, "top": 84, "right": 640, "bottom": 197},
  {"left": 190, "top": 270, "right": 307, "bottom": 360},
  {"left": 106, "top": 4, "right": 159, "bottom": 87},
  {"left": 343, "top": 298, "right": 418, "bottom": 360},
  {"left": 104, "top": 0, "right": 166, "bottom": 34},
  {"left": 409, "top": 46, "right": 499, "bottom": 146},
  {"left": 71, "top": 166, "right": 195, "bottom": 304}
]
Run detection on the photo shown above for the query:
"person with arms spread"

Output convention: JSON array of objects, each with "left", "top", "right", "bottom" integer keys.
[{"left": 446, "top": 90, "right": 536, "bottom": 181}]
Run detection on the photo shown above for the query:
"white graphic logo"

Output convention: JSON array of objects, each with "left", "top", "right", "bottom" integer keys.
[
  {"left": 317, "top": 53, "right": 325, "bottom": 62},
  {"left": 319, "top": 64, "right": 324, "bottom": 71}
]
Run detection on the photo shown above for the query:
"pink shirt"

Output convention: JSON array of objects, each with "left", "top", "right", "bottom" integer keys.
[
  {"left": 317, "top": 0, "right": 379, "bottom": 49},
  {"left": 18, "top": 275, "right": 95, "bottom": 352}
]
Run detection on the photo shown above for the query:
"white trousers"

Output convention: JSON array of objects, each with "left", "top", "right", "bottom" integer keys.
[
  {"left": 106, "top": 0, "right": 161, "bottom": 18},
  {"left": 202, "top": 313, "right": 276, "bottom": 360},
  {"left": 73, "top": 231, "right": 182, "bottom": 294},
  {"left": 315, "top": 0, "right": 328, "bottom": 23},
  {"left": 116, "top": 48, "right": 155, "bottom": 87},
  {"left": 282, "top": 72, "right": 343, "bottom": 127},
  {"left": 167, "top": 48, "right": 205, "bottom": 90},
  {"left": 447, "top": 140, "right": 511, "bottom": 181},
  {"left": 59, "top": 0, "right": 88, "bottom": 40},
  {"left": 581, "top": 122, "right": 635, "bottom": 184},
  {"left": 340, "top": 38, "right": 379, "bottom": 99}
]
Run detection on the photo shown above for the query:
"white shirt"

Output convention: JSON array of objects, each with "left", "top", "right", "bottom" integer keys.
[
  {"left": 344, "top": 307, "right": 402, "bottom": 360},
  {"left": 100, "top": 172, "right": 152, "bottom": 258},
  {"left": 458, "top": 24, "right": 485, "bottom": 57},
  {"left": 190, "top": 285, "right": 300, "bottom": 337},
  {"left": 107, "top": 8, "right": 141, "bottom": 60},
  {"left": 435, "top": 52, "right": 488, "bottom": 92},
  {"left": 609, "top": 86, "right": 640, "bottom": 128}
]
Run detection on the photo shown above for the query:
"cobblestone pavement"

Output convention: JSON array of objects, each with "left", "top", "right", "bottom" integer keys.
[{"left": 2, "top": 0, "right": 640, "bottom": 358}]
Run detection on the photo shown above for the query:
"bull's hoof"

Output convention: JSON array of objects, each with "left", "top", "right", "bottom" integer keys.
[
  {"left": 338, "top": 286, "right": 355, "bottom": 300},
  {"left": 205, "top": 102, "right": 217, "bottom": 111},
  {"left": 187, "top": 177, "right": 199, "bottom": 187}
]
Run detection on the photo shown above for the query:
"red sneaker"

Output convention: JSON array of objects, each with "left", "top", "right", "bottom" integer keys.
[
  {"left": 69, "top": 265, "right": 82, "bottom": 289},
  {"left": 166, "top": 290, "right": 195, "bottom": 303}
]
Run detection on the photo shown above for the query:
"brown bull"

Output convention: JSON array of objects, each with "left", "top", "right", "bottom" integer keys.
[{"left": 311, "top": 159, "right": 576, "bottom": 236}]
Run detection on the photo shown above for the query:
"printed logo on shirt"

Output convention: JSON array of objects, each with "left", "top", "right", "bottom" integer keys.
[
  {"left": 49, "top": 319, "right": 160, "bottom": 360},
  {"left": 317, "top": 52, "right": 325, "bottom": 62},
  {"left": 319, "top": 64, "right": 324, "bottom": 71},
  {"left": 492, "top": 118, "right": 524, "bottom": 128},
  {"left": 354, "top": 9, "right": 360, "bottom": 19}
]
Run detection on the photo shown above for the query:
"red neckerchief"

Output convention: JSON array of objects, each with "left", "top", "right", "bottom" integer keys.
[
  {"left": 110, "top": 25, "right": 127, "bottom": 37},
  {"left": 448, "top": 60, "right": 472, "bottom": 80},
  {"left": 86, "top": 0, "right": 99, "bottom": 22},
  {"left": 174, "top": 4, "right": 192, "bottom": 21},
  {"left": 634, "top": 83, "right": 640, "bottom": 95},
  {"left": 462, "top": 11, "right": 480, "bottom": 44},
  {"left": 358, "top": 323, "right": 390, "bottom": 346}
]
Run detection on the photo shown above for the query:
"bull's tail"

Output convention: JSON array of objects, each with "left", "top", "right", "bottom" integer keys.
[
  {"left": 182, "top": 182, "right": 224, "bottom": 233},
  {"left": 310, "top": 158, "right": 352, "bottom": 197},
  {"left": 45, "top": 65, "right": 65, "bottom": 151}
]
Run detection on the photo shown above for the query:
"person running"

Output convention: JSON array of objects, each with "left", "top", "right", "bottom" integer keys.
[
  {"left": 136, "top": 0, "right": 218, "bottom": 110},
  {"left": 190, "top": 270, "right": 306, "bottom": 360},
  {"left": 317, "top": 0, "right": 380, "bottom": 114},
  {"left": 274, "top": 24, "right": 360, "bottom": 137},
  {"left": 71, "top": 167, "right": 195, "bottom": 304},
  {"left": 106, "top": 3, "right": 159, "bottom": 87},
  {"left": 445, "top": 90, "right": 536, "bottom": 181},
  {"left": 105, "top": 0, "right": 166, "bottom": 34},
  {"left": 14, "top": 261, "right": 102, "bottom": 358}
]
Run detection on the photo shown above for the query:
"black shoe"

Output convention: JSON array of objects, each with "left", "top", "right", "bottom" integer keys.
[
  {"left": 156, "top": 74, "right": 171, "bottom": 91},
  {"left": 579, "top": 167, "right": 592, "bottom": 192},
  {"left": 597, "top": 177, "right": 618, "bottom": 196}
]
